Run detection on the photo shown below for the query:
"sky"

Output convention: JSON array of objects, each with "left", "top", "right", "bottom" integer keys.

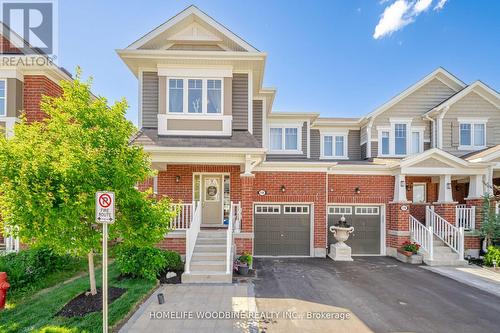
[{"left": 57, "top": 0, "right": 500, "bottom": 124}]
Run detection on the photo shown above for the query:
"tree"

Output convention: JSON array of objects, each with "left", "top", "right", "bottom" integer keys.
[
  {"left": 0, "top": 70, "right": 177, "bottom": 294},
  {"left": 480, "top": 194, "right": 500, "bottom": 248}
]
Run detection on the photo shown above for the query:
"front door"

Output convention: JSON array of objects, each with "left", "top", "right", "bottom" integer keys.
[{"left": 201, "top": 175, "right": 223, "bottom": 225}]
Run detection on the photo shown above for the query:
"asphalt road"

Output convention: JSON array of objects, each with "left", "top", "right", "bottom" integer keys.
[{"left": 253, "top": 257, "right": 500, "bottom": 333}]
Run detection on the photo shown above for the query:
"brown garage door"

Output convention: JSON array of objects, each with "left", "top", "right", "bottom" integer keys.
[
  {"left": 254, "top": 204, "right": 311, "bottom": 256},
  {"left": 328, "top": 205, "right": 381, "bottom": 255}
]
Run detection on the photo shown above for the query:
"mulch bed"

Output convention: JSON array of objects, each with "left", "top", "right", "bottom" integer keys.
[
  {"left": 159, "top": 270, "right": 183, "bottom": 284},
  {"left": 57, "top": 287, "right": 126, "bottom": 317}
]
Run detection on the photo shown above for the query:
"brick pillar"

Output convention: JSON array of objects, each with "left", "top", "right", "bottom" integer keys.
[
  {"left": 464, "top": 198, "right": 486, "bottom": 257},
  {"left": 240, "top": 174, "right": 255, "bottom": 233},
  {"left": 433, "top": 203, "right": 457, "bottom": 225},
  {"left": 387, "top": 202, "right": 411, "bottom": 256},
  {"left": 465, "top": 198, "right": 484, "bottom": 229}
]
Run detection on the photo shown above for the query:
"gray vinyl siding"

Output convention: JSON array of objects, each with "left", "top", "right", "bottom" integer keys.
[
  {"left": 142, "top": 72, "right": 159, "bottom": 128},
  {"left": 348, "top": 130, "right": 361, "bottom": 160},
  {"left": 302, "top": 122, "right": 308, "bottom": 157},
  {"left": 442, "top": 91, "right": 500, "bottom": 156},
  {"left": 361, "top": 143, "right": 367, "bottom": 160},
  {"left": 371, "top": 142, "right": 378, "bottom": 158},
  {"left": 232, "top": 73, "right": 248, "bottom": 130},
  {"left": 310, "top": 129, "right": 320, "bottom": 159},
  {"left": 370, "top": 78, "right": 457, "bottom": 142},
  {"left": 253, "top": 100, "right": 263, "bottom": 146},
  {"left": 424, "top": 142, "right": 431, "bottom": 151}
]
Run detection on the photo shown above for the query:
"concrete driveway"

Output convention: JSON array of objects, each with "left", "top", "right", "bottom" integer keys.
[{"left": 253, "top": 257, "right": 500, "bottom": 333}]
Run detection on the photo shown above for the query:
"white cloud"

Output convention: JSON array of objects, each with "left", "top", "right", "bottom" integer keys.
[
  {"left": 414, "top": 0, "right": 433, "bottom": 13},
  {"left": 373, "top": 0, "right": 449, "bottom": 39},
  {"left": 434, "top": 0, "right": 448, "bottom": 11},
  {"left": 373, "top": 0, "right": 413, "bottom": 39}
]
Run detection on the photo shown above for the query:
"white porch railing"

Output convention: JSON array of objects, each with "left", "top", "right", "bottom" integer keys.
[
  {"left": 184, "top": 201, "right": 201, "bottom": 274},
  {"left": 231, "top": 202, "right": 242, "bottom": 233},
  {"left": 172, "top": 203, "right": 192, "bottom": 230},
  {"left": 456, "top": 205, "right": 475, "bottom": 230},
  {"left": 227, "top": 202, "right": 234, "bottom": 274},
  {"left": 4, "top": 235, "right": 20, "bottom": 253},
  {"left": 409, "top": 215, "right": 433, "bottom": 260},
  {"left": 426, "top": 206, "right": 464, "bottom": 258}
]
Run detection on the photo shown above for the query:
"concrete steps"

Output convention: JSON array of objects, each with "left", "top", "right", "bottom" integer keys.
[
  {"left": 423, "top": 237, "right": 467, "bottom": 266},
  {"left": 181, "top": 229, "right": 232, "bottom": 284}
]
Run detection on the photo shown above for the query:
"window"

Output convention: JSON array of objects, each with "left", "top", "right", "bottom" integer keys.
[
  {"left": 412, "top": 183, "right": 426, "bottom": 203},
  {"left": 188, "top": 79, "right": 202, "bottom": 113},
  {"left": 269, "top": 125, "right": 301, "bottom": 153},
  {"left": 255, "top": 205, "right": 280, "bottom": 214},
  {"left": 381, "top": 131, "right": 389, "bottom": 155},
  {"left": 284, "top": 205, "right": 309, "bottom": 214},
  {"left": 394, "top": 123, "right": 407, "bottom": 155},
  {"left": 328, "top": 206, "right": 352, "bottom": 215},
  {"left": 322, "top": 133, "right": 347, "bottom": 158},
  {"left": 270, "top": 128, "right": 283, "bottom": 150},
  {"left": 167, "top": 78, "right": 223, "bottom": 114},
  {"left": 207, "top": 79, "right": 222, "bottom": 113},
  {"left": 459, "top": 121, "right": 486, "bottom": 148},
  {"left": 285, "top": 128, "right": 298, "bottom": 150},
  {"left": 355, "top": 207, "right": 379, "bottom": 215},
  {"left": 411, "top": 131, "right": 421, "bottom": 154},
  {"left": 0, "top": 80, "right": 5, "bottom": 116}
]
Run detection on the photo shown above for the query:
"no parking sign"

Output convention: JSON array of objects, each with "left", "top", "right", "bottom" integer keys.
[{"left": 95, "top": 191, "right": 115, "bottom": 223}]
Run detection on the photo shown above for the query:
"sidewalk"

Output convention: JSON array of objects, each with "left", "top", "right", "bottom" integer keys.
[
  {"left": 423, "top": 265, "right": 500, "bottom": 298},
  {"left": 118, "top": 283, "right": 258, "bottom": 333}
]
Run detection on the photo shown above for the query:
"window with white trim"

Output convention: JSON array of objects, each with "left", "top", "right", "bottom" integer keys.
[
  {"left": 321, "top": 133, "right": 347, "bottom": 159},
  {"left": 381, "top": 131, "right": 389, "bottom": 155},
  {"left": 378, "top": 121, "right": 423, "bottom": 157},
  {"left": 459, "top": 121, "right": 486, "bottom": 149},
  {"left": 394, "top": 123, "right": 407, "bottom": 155},
  {"left": 355, "top": 206, "right": 379, "bottom": 215},
  {"left": 284, "top": 205, "right": 309, "bottom": 214},
  {"left": 411, "top": 131, "right": 421, "bottom": 154},
  {"left": 268, "top": 125, "right": 301, "bottom": 153},
  {"left": 167, "top": 78, "right": 223, "bottom": 114},
  {"left": 255, "top": 205, "right": 280, "bottom": 214},
  {"left": 328, "top": 206, "right": 352, "bottom": 215},
  {"left": 0, "top": 80, "right": 6, "bottom": 116}
]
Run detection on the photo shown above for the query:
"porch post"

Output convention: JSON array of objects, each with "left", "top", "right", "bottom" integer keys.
[
  {"left": 237, "top": 172, "right": 255, "bottom": 255},
  {"left": 437, "top": 174, "right": 453, "bottom": 203},
  {"left": 393, "top": 174, "right": 408, "bottom": 203},
  {"left": 466, "top": 174, "right": 485, "bottom": 200},
  {"left": 387, "top": 173, "right": 411, "bottom": 258}
]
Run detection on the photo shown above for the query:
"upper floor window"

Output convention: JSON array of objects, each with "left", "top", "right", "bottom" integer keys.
[
  {"left": 378, "top": 120, "right": 423, "bottom": 157},
  {"left": 0, "top": 80, "right": 6, "bottom": 116},
  {"left": 167, "top": 78, "right": 223, "bottom": 114},
  {"left": 394, "top": 123, "right": 407, "bottom": 155},
  {"left": 269, "top": 125, "right": 301, "bottom": 153},
  {"left": 381, "top": 131, "right": 389, "bottom": 155},
  {"left": 459, "top": 121, "right": 486, "bottom": 149},
  {"left": 321, "top": 133, "right": 347, "bottom": 159}
]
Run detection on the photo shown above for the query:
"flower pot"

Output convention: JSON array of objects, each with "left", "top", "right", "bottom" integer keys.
[
  {"left": 397, "top": 248, "right": 415, "bottom": 257},
  {"left": 238, "top": 265, "right": 249, "bottom": 275}
]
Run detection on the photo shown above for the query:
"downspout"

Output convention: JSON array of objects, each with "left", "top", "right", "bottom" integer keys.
[
  {"left": 424, "top": 114, "right": 436, "bottom": 148},
  {"left": 366, "top": 118, "right": 374, "bottom": 158}
]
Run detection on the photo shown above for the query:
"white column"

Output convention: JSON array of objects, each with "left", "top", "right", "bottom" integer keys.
[
  {"left": 467, "top": 174, "right": 485, "bottom": 199},
  {"left": 438, "top": 174, "right": 453, "bottom": 203},
  {"left": 487, "top": 166, "right": 494, "bottom": 195},
  {"left": 393, "top": 174, "right": 408, "bottom": 202}
]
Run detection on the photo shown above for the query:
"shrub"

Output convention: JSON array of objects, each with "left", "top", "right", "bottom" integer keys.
[
  {"left": 401, "top": 241, "right": 420, "bottom": 254},
  {"left": 0, "top": 246, "right": 79, "bottom": 290},
  {"left": 238, "top": 252, "right": 253, "bottom": 266},
  {"left": 484, "top": 246, "right": 500, "bottom": 267},
  {"left": 115, "top": 245, "right": 183, "bottom": 281}
]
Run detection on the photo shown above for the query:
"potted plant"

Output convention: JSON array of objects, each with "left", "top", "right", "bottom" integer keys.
[
  {"left": 398, "top": 241, "right": 420, "bottom": 257},
  {"left": 236, "top": 252, "right": 252, "bottom": 275}
]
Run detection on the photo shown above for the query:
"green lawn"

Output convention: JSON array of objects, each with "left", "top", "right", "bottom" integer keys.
[{"left": 0, "top": 263, "right": 157, "bottom": 333}]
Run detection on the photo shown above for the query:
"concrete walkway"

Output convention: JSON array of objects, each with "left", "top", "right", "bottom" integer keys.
[
  {"left": 118, "top": 283, "right": 258, "bottom": 333},
  {"left": 423, "top": 265, "right": 500, "bottom": 298}
]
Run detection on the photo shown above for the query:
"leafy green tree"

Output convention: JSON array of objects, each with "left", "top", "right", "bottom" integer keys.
[
  {"left": 0, "top": 70, "right": 176, "bottom": 294},
  {"left": 480, "top": 194, "right": 500, "bottom": 248}
]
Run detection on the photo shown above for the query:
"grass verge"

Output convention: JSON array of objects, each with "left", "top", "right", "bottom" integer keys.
[{"left": 0, "top": 263, "right": 156, "bottom": 333}]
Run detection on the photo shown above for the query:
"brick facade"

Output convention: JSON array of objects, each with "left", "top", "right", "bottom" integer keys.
[
  {"left": 0, "top": 34, "right": 22, "bottom": 54},
  {"left": 328, "top": 175, "right": 394, "bottom": 203},
  {"left": 434, "top": 203, "right": 457, "bottom": 225},
  {"left": 158, "top": 237, "right": 186, "bottom": 255},
  {"left": 23, "top": 75, "right": 63, "bottom": 122}
]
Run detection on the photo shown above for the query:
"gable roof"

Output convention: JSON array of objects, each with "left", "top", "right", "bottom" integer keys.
[
  {"left": 127, "top": 5, "right": 259, "bottom": 52},
  {"left": 425, "top": 80, "right": 500, "bottom": 116},
  {"left": 462, "top": 145, "right": 500, "bottom": 163},
  {"left": 361, "top": 68, "right": 466, "bottom": 123}
]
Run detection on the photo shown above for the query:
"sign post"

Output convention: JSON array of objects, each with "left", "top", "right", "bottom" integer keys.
[{"left": 96, "top": 191, "right": 115, "bottom": 333}]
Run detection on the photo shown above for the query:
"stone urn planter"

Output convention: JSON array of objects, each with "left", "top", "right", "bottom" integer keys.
[{"left": 328, "top": 216, "right": 354, "bottom": 261}]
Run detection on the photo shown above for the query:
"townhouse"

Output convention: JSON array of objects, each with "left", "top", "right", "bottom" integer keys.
[
  {"left": 118, "top": 6, "right": 500, "bottom": 283},
  {"left": 0, "top": 26, "right": 70, "bottom": 251}
]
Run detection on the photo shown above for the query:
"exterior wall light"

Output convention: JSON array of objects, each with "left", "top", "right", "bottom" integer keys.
[
  {"left": 446, "top": 182, "right": 451, "bottom": 190},
  {"left": 175, "top": 175, "right": 181, "bottom": 183},
  {"left": 280, "top": 185, "right": 286, "bottom": 193},
  {"left": 400, "top": 180, "right": 406, "bottom": 188},
  {"left": 355, "top": 187, "right": 361, "bottom": 194}
]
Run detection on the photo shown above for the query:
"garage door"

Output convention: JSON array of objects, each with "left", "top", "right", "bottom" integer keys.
[
  {"left": 254, "top": 204, "right": 311, "bottom": 256},
  {"left": 328, "top": 205, "right": 381, "bottom": 255}
]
